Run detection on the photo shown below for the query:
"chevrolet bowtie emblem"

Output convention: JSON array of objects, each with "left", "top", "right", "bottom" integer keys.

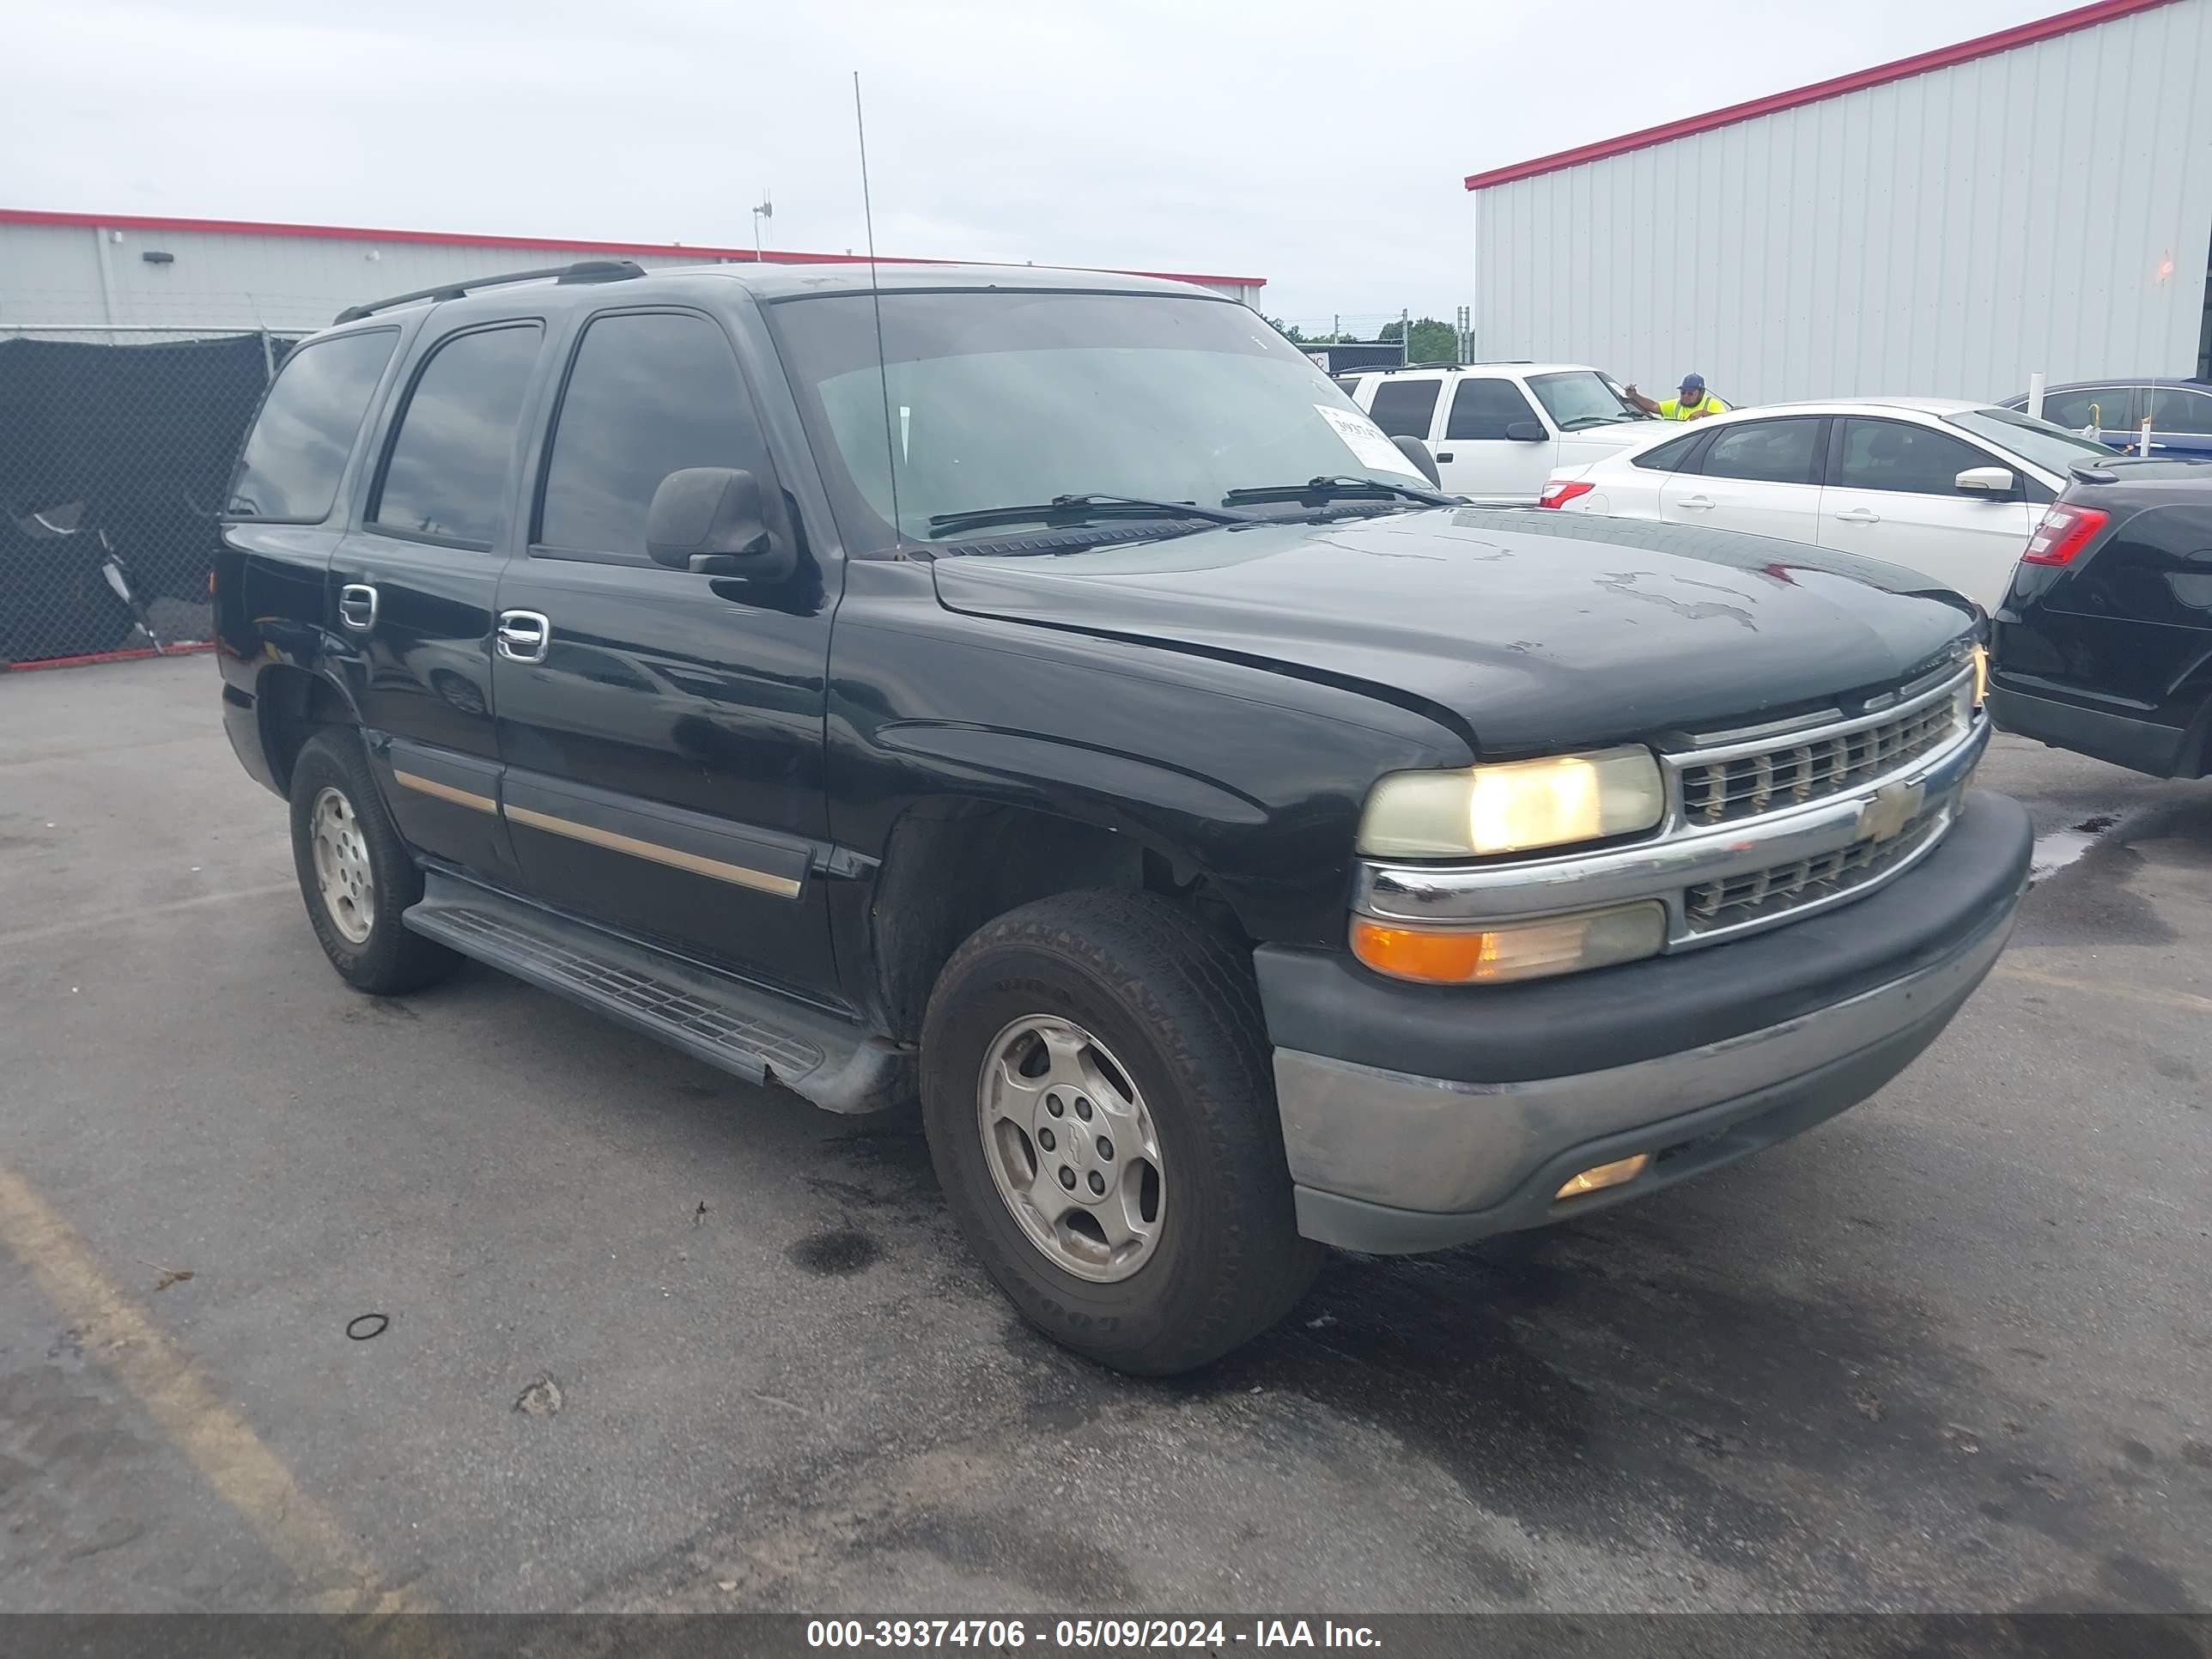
[{"left": 1856, "top": 779, "right": 1925, "bottom": 844}]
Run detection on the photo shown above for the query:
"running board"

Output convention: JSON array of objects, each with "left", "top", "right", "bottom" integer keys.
[{"left": 404, "top": 874, "right": 910, "bottom": 1114}]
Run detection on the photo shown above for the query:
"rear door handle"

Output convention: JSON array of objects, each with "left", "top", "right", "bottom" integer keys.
[
  {"left": 1833, "top": 507, "right": 1881, "bottom": 525},
  {"left": 337, "top": 583, "right": 379, "bottom": 631},
  {"left": 495, "top": 610, "right": 551, "bottom": 664},
  {"left": 1435, "top": 451, "right": 1455, "bottom": 463},
  {"left": 1676, "top": 494, "right": 1716, "bottom": 511}
]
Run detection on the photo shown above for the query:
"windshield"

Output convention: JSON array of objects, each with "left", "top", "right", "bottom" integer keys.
[
  {"left": 1526, "top": 369, "right": 1650, "bottom": 428},
  {"left": 768, "top": 290, "right": 1427, "bottom": 549},
  {"left": 1946, "top": 406, "right": 2117, "bottom": 474}
]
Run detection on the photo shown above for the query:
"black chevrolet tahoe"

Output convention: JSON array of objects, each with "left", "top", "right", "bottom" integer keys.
[{"left": 214, "top": 259, "right": 2031, "bottom": 1374}]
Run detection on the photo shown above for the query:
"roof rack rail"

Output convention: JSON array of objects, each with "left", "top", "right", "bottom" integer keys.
[
  {"left": 1364, "top": 360, "right": 1533, "bottom": 374},
  {"left": 331, "top": 259, "right": 647, "bottom": 325}
]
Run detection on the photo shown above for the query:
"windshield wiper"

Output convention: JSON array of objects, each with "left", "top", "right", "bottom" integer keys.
[
  {"left": 927, "top": 493, "right": 1255, "bottom": 538},
  {"left": 1558, "top": 414, "right": 1635, "bottom": 430},
  {"left": 1220, "top": 475, "right": 1457, "bottom": 508}
]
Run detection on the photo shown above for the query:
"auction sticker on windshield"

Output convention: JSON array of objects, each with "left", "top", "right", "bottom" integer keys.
[{"left": 1314, "top": 404, "right": 1425, "bottom": 477}]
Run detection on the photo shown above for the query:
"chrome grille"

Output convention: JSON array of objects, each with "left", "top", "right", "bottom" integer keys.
[
  {"left": 1675, "top": 675, "right": 1971, "bottom": 827},
  {"left": 1683, "top": 807, "right": 1947, "bottom": 933}
]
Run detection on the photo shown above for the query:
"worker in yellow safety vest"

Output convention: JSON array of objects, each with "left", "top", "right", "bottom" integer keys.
[{"left": 1624, "top": 372, "right": 1729, "bottom": 420}]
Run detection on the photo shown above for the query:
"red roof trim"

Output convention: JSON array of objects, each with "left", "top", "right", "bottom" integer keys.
[
  {"left": 0, "top": 207, "right": 1264, "bottom": 290},
  {"left": 1463, "top": 0, "right": 2176, "bottom": 191}
]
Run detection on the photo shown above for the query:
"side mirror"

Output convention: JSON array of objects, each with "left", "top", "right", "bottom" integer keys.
[
  {"left": 1391, "top": 434, "right": 1443, "bottom": 487},
  {"left": 1955, "top": 465, "right": 2018, "bottom": 498},
  {"left": 1504, "top": 422, "right": 1549, "bottom": 443},
  {"left": 646, "top": 468, "right": 794, "bottom": 580}
]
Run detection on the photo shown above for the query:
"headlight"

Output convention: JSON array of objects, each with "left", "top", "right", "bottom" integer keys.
[
  {"left": 1358, "top": 746, "right": 1665, "bottom": 859},
  {"left": 1351, "top": 902, "right": 1667, "bottom": 986}
]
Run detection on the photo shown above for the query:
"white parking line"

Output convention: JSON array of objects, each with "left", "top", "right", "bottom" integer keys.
[
  {"left": 0, "top": 1158, "right": 429, "bottom": 1616},
  {"left": 0, "top": 883, "right": 295, "bottom": 950},
  {"left": 1996, "top": 962, "right": 2212, "bottom": 1017}
]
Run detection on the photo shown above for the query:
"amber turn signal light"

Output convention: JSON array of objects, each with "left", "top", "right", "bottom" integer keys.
[
  {"left": 1349, "top": 902, "right": 1666, "bottom": 987},
  {"left": 1555, "top": 1153, "right": 1651, "bottom": 1200}
]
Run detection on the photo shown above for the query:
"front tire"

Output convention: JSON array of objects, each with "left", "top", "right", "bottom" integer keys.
[
  {"left": 921, "top": 890, "right": 1321, "bottom": 1375},
  {"left": 287, "top": 729, "right": 458, "bottom": 995}
]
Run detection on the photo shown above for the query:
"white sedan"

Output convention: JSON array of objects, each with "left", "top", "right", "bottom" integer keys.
[{"left": 1538, "top": 398, "right": 2115, "bottom": 609}]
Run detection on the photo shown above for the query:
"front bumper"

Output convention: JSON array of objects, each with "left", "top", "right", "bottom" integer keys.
[{"left": 1258, "top": 791, "right": 2032, "bottom": 1254}]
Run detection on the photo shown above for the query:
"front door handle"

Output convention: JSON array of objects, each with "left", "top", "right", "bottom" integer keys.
[
  {"left": 1676, "top": 494, "right": 1716, "bottom": 511},
  {"left": 337, "top": 583, "right": 379, "bottom": 631},
  {"left": 1833, "top": 507, "right": 1881, "bottom": 525},
  {"left": 495, "top": 610, "right": 551, "bottom": 664}
]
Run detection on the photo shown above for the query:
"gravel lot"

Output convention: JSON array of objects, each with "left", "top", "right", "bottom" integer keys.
[{"left": 3, "top": 654, "right": 2208, "bottom": 1616}]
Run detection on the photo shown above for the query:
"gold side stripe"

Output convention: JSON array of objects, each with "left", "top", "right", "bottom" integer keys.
[
  {"left": 393, "top": 769, "right": 498, "bottom": 814},
  {"left": 503, "top": 803, "right": 803, "bottom": 898}
]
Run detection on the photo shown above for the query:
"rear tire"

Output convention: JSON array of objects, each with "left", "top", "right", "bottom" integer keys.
[
  {"left": 287, "top": 729, "right": 459, "bottom": 995},
  {"left": 921, "top": 890, "right": 1321, "bottom": 1375}
]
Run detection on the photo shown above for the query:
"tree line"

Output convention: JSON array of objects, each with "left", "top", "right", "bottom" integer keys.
[{"left": 1266, "top": 316, "right": 1462, "bottom": 364}]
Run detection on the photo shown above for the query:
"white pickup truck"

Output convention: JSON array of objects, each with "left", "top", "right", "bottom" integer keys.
[{"left": 1337, "top": 362, "right": 1667, "bottom": 503}]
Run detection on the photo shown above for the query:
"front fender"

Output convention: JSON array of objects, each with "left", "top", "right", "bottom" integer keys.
[{"left": 827, "top": 573, "right": 1468, "bottom": 948}]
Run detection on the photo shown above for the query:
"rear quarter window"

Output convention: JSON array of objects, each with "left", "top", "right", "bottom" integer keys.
[
  {"left": 224, "top": 329, "right": 398, "bottom": 521},
  {"left": 1631, "top": 429, "right": 1705, "bottom": 471}
]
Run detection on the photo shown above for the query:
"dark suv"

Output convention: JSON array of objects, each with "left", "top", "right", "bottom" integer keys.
[{"left": 215, "top": 259, "right": 2031, "bottom": 1373}]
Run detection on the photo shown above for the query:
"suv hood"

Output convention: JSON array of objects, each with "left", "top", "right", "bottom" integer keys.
[{"left": 931, "top": 507, "right": 1978, "bottom": 757}]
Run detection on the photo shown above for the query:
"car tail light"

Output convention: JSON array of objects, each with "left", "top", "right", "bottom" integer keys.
[
  {"left": 1539, "top": 479, "right": 1595, "bottom": 509},
  {"left": 2021, "top": 502, "right": 2108, "bottom": 566}
]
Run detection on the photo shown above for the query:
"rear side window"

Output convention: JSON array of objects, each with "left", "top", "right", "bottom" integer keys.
[
  {"left": 1834, "top": 418, "right": 1990, "bottom": 495},
  {"left": 2146, "top": 386, "right": 2212, "bottom": 434},
  {"left": 1444, "top": 378, "right": 1540, "bottom": 441},
  {"left": 224, "top": 329, "right": 397, "bottom": 520},
  {"left": 538, "top": 312, "right": 769, "bottom": 558},
  {"left": 2040, "top": 387, "right": 2126, "bottom": 431},
  {"left": 372, "top": 324, "right": 544, "bottom": 547},
  {"left": 1367, "top": 378, "right": 1441, "bottom": 440},
  {"left": 1333, "top": 376, "right": 1364, "bottom": 398},
  {"left": 1632, "top": 430, "right": 1704, "bottom": 471},
  {"left": 1700, "top": 418, "right": 1822, "bottom": 485}
]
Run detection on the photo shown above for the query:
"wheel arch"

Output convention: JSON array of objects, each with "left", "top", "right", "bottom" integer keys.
[
  {"left": 865, "top": 789, "right": 1254, "bottom": 1048},
  {"left": 254, "top": 662, "right": 363, "bottom": 795}
]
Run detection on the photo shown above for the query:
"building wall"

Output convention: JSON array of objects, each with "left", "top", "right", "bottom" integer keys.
[
  {"left": 0, "top": 216, "right": 1264, "bottom": 335},
  {"left": 1470, "top": 0, "right": 2212, "bottom": 404}
]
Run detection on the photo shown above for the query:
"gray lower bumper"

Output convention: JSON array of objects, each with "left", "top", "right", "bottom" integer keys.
[{"left": 1276, "top": 898, "right": 2016, "bottom": 1255}]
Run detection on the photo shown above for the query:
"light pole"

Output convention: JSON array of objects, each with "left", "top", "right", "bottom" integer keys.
[{"left": 751, "top": 191, "right": 773, "bottom": 262}]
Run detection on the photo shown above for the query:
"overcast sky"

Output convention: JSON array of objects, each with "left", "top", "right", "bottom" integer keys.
[{"left": 11, "top": 0, "right": 2070, "bottom": 325}]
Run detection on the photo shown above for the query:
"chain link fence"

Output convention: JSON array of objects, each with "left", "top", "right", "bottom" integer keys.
[{"left": 1, "top": 325, "right": 300, "bottom": 669}]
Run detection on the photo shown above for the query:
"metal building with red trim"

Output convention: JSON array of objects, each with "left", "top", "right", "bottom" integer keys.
[
  {"left": 0, "top": 207, "right": 1267, "bottom": 336},
  {"left": 1462, "top": 0, "right": 2211, "bottom": 404}
]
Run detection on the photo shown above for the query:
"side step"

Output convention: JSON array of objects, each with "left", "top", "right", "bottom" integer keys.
[{"left": 404, "top": 873, "right": 910, "bottom": 1114}]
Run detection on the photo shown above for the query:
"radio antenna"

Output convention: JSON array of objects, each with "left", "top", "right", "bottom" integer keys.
[{"left": 853, "top": 71, "right": 906, "bottom": 551}]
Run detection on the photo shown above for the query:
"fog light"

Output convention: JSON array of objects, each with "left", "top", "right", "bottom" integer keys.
[
  {"left": 1349, "top": 901, "right": 1666, "bottom": 986},
  {"left": 1555, "top": 1153, "right": 1650, "bottom": 1200}
]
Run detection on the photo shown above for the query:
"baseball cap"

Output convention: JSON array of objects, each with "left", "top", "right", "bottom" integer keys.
[{"left": 1680, "top": 373, "right": 1705, "bottom": 392}]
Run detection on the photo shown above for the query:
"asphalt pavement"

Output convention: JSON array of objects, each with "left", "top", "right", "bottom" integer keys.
[{"left": 2, "top": 654, "right": 2208, "bottom": 1615}]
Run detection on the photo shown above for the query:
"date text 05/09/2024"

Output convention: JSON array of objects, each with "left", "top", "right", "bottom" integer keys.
[{"left": 805, "top": 1619, "right": 1382, "bottom": 1650}]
